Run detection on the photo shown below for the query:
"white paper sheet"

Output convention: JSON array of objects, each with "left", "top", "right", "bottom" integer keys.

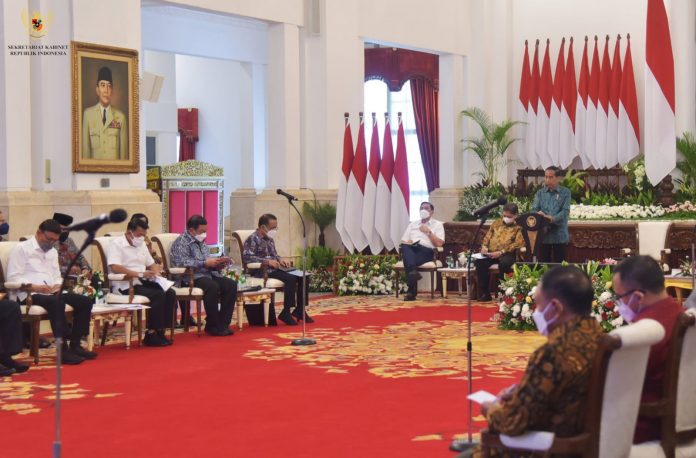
[
  {"left": 467, "top": 390, "right": 497, "bottom": 405},
  {"left": 154, "top": 275, "right": 175, "bottom": 291}
]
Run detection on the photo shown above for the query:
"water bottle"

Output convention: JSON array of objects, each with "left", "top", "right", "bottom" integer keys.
[{"left": 446, "top": 253, "right": 454, "bottom": 269}]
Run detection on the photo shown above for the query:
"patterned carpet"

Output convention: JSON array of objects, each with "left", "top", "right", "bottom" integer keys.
[{"left": 0, "top": 294, "right": 545, "bottom": 457}]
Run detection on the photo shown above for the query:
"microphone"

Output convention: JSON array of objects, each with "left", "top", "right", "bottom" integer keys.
[
  {"left": 473, "top": 197, "right": 507, "bottom": 217},
  {"left": 276, "top": 189, "right": 298, "bottom": 201},
  {"left": 65, "top": 209, "right": 128, "bottom": 233}
]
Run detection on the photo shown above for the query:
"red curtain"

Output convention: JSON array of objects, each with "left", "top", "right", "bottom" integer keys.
[
  {"left": 410, "top": 78, "right": 439, "bottom": 192},
  {"left": 364, "top": 48, "right": 439, "bottom": 192},
  {"left": 178, "top": 108, "right": 198, "bottom": 161}
]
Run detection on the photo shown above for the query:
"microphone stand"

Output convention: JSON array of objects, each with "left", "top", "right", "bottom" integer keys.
[
  {"left": 450, "top": 212, "right": 489, "bottom": 452},
  {"left": 53, "top": 231, "right": 95, "bottom": 458},
  {"left": 285, "top": 198, "right": 315, "bottom": 346}
]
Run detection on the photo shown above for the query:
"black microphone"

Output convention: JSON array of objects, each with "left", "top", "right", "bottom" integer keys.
[
  {"left": 276, "top": 189, "right": 297, "bottom": 201},
  {"left": 473, "top": 197, "right": 507, "bottom": 217},
  {"left": 65, "top": 209, "right": 128, "bottom": 233}
]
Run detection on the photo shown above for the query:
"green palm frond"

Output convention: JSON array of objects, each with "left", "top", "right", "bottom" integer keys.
[{"left": 677, "top": 132, "right": 696, "bottom": 187}]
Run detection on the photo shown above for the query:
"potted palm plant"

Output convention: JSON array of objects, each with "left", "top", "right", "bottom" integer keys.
[
  {"left": 461, "top": 107, "right": 521, "bottom": 185},
  {"left": 302, "top": 199, "right": 336, "bottom": 247}
]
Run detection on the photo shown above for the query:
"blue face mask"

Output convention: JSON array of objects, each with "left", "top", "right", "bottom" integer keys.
[{"left": 0, "top": 222, "right": 8, "bottom": 235}]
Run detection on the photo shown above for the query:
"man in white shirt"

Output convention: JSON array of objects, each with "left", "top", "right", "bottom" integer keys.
[
  {"left": 106, "top": 218, "right": 176, "bottom": 347},
  {"left": 399, "top": 202, "right": 445, "bottom": 301},
  {"left": 7, "top": 219, "right": 96, "bottom": 365}
]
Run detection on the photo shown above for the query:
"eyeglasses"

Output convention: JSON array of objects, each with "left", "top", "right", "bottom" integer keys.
[{"left": 615, "top": 289, "right": 645, "bottom": 299}]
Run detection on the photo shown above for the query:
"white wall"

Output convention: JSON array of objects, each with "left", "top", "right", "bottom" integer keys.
[
  {"left": 175, "top": 54, "right": 252, "bottom": 217},
  {"left": 143, "top": 50, "right": 178, "bottom": 165}
]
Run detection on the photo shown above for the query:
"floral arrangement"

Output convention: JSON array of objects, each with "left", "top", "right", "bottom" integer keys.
[
  {"left": 336, "top": 254, "right": 407, "bottom": 295},
  {"left": 570, "top": 203, "right": 666, "bottom": 220},
  {"left": 309, "top": 269, "right": 334, "bottom": 293},
  {"left": 494, "top": 261, "right": 625, "bottom": 333},
  {"left": 72, "top": 273, "right": 99, "bottom": 299},
  {"left": 600, "top": 258, "right": 618, "bottom": 265},
  {"left": 678, "top": 257, "right": 694, "bottom": 277},
  {"left": 623, "top": 157, "right": 649, "bottom": 193}
]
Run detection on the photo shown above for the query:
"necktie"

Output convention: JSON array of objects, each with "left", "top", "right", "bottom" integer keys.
[{"left": 102, "top": 109, "right": 106, "bottom": 125}]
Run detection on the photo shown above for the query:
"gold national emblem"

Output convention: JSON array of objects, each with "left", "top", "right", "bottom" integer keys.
[{"left": 526, "top": 215, "right": 538, "bottom": 228}]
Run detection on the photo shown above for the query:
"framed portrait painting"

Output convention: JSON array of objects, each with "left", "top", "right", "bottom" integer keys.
[{"left": 71, "top": 41, "right": 139, "bottom": 173}]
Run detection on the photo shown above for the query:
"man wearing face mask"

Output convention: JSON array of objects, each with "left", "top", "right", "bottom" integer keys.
[
  {"left": 612, "top": 255, "right": 684, "bottom": 444},
  {"left": 6, "top": 219, "right": 96, "bottom": 364},
  {"left": 107, "top": 218, "right": 176, "bottom": 346},
  {"left": 474, "top": 203, "right": 525, "bottom": 301},
  {"left": 399, "top": 202, "right": 445, "bottom": 301},
  {"left": 52, "top": 212, "right": 92, "bottom": 277},
  {"left": 455, "top": 266, "right": 603, "bottom": 457},
  {"left": 170, "top": 215, "right": 236, "bottom": 336},
  {"left": 243, "top": 213, "right": 313, "bottom": 325}
]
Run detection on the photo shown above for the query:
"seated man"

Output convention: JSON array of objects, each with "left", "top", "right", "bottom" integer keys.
[
  {"left": 243, "top": 213, "right": 313, "bottom": 325},
  {"left": 474, "top": 203, "right": 525, "bottom": 301},
  {"left": 0, "top": 297, "right": 29, "bottom": 376},
  {"left": 454, "top": 266, "right": 604, "bottom": 456},
  {"left": 399, "top": 201, "right": 445, "bottom": 301},
  {"left": 52, "top": 212, "right": 92, "bottom": 277},
  {"left": 612, "top": 255, "right": 685, "bottom": 444},
  {"left": 107, "top": 218, "right": 176, "bottom": 346},
  {"left": 7, "top": 219, "right": 96, "bottom": 365},
  {"left": 170, "top": 215, "right": 236, "bottom": 337}
]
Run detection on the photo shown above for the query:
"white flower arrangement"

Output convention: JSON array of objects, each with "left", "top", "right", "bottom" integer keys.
[{"left": 570, "top": 203, "right": 666, "bottom": 220}]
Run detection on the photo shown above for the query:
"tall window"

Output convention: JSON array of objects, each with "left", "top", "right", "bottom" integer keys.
[{"left": 364, "top": 80, "right": 428, "bottom": 220}]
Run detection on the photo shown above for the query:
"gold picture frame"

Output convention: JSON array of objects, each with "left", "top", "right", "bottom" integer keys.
[{"left": 71, "top": 41, "right": 139, "bottom": 173}]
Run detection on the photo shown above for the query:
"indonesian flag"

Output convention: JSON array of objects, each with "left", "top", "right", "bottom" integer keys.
[
  {"left": 548, "top": 38, "right": 566, "bottom": 167},
  {"left": 575, "top": 37, "right": 591, "bottom": 168},
  {"left": 606, "top": 35, "right": 623, "bottom": 168},
  {"left": 390, "top": 113, "right": 410, "bottom": 249},
  {"left": 536, "top": 39, "right": 553, "bottom": 169},
  {"left": 375, "top": 113, "right": 394, "bottom": 251},
  {"left": 526, "top": 40, "right": 540, "bottom": 169},
  {"left": 618, "top": 34, "right": 640, "bottom": 165},
  {"left": 645, "top": 0, "right": 676, "bottom": 185},
  {"left": 585, "top": 36, "right": 601, "bottom": 168},
  {"left": 559, "top": 37, "right": 577, "bottom": 168},
  {"left": 335, "top": 114, "right": 354, "bottom": 252},
  {"left": 361, "top": 113, "right": 383, "bottom": 255},
  {"left": 518, "top": 41, "right": 531, "bottom": 167},
  {"left": 345, "top": 113, "right": 369, "bottom": 252},
  {"left": 595, "top": 36, "right": 612, "bottom": 169}
]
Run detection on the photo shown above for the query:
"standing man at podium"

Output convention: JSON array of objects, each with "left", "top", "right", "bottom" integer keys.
[{"left": 532, "top": 166, "right": 571, "bottom": 263}]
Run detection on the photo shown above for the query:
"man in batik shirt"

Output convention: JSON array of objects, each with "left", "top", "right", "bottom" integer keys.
[
  {"left": 243, "top": 213, "right": 313, "bottom": 326},
  {"left": 455, "top": 266, "right": 604, "bottom": 457},
  {"left": 53, "top": 213, "right": 91, "bottom": 277}
]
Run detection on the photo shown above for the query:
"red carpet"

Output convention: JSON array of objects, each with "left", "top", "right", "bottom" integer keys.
[{"left": 0, "top": 296, "right": 540, "bottom": 457}]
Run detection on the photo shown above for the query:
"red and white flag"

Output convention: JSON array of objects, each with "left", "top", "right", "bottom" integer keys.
[
  {"left": 548, "top": 38, "right": 566, "bottom": 166},
  {"left": 335, "top": 114, "right": 354, "bottom": 253},
  {"left": 645, "top": 0, "right": 676, "bottom": 185},
  {"left": 375, "top": 113, "right": 394, "bottom": 251},
  {"left": 536, "top": 39, "right": 553, "bottom": 168},
  {"left": 361, "top": 113, "right": 383, "bottom": 254},
  {"left": 575, "top": 37, "right": 591, "bottom": 168},
  {"left": 618, "top": 34, "right": 640, "bottom": 165},
  {"left": 526, "top": 40, "right": 540, "bottom": 169},
  {"left": 606, "top": 36, "right": 623, "bottom": 168},
  {"left": 595, "top": 36, "right": 612, "bottom": 169},
  {"left": 390, "top": 113, "right": 410, "bottom": 249},
  {"left": 518, "top": 41, "right": 532, "bottom": 167},
  {"left": 585, "top": 36, "right": 601, "bottom": 168},
  {"left": 560, "top": 37, "right": 577, "bottom": 168},
  {"left": 345, "top": 113, "right": 369, "bottom": 252}
]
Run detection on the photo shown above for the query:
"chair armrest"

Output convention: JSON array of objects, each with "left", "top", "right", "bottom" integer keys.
[
  {"left": 435, "top": 247, "right": 444, "bottom": 252},
  {"left": 3, "top": 282, "right": 25, "bottom": 290},
  {"left": 638, "top": 400, "right": 668, "bottom": 418},
  {"left": 519, "top": 247, "right": 527, "bottom": 253},
  {"left": 108, "top": 273, "right": 127, "bottom": 281},
  {"left": 247, "top": 262, "right": 262, "bottom": 270},
  {"left": 662, "top": 249, "right": 672, "bottom": 255},
  {"left": 169, "top": 267, "right": 186, "bottom": 275}
]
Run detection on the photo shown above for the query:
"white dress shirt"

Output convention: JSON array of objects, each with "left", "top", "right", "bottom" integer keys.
[
  {"left": 400, "top": 218, "right": 445, "bottom": 249},
  {"left": 6, "top": 237, "right": 62, "bottom": 301},
  {"left": 106, "top": 235, "right": 155, "bottom": 292}
]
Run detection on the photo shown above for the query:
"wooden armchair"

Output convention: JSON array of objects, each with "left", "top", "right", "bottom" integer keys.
[
  {"left": 151, "top": 233, "right": 204, "bottom": 336},
  {"left": 622, "top": 222, "right": 673, "bottom": 270},
  {"left": 231, "top": 230, "right": 285, "bottom": 293},
  {"left": 481, "top": 319, "right": 665, "bottom": 458},
  {"left": 0, "top": 240, "right": 63, "bottom": 364},
  {"left": 630, "top": 309, "right": 696, "bottom": 458},
  {"left": 392, "top": 245, "right": 444, "bottom": 299}
]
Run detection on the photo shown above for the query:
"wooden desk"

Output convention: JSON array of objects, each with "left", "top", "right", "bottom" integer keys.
[
  {"left": 665, "top": 275, "right": 694, "bottom": 303},
  {"left": 235, "top": 288, "right": 275, "bottom": 330}
]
